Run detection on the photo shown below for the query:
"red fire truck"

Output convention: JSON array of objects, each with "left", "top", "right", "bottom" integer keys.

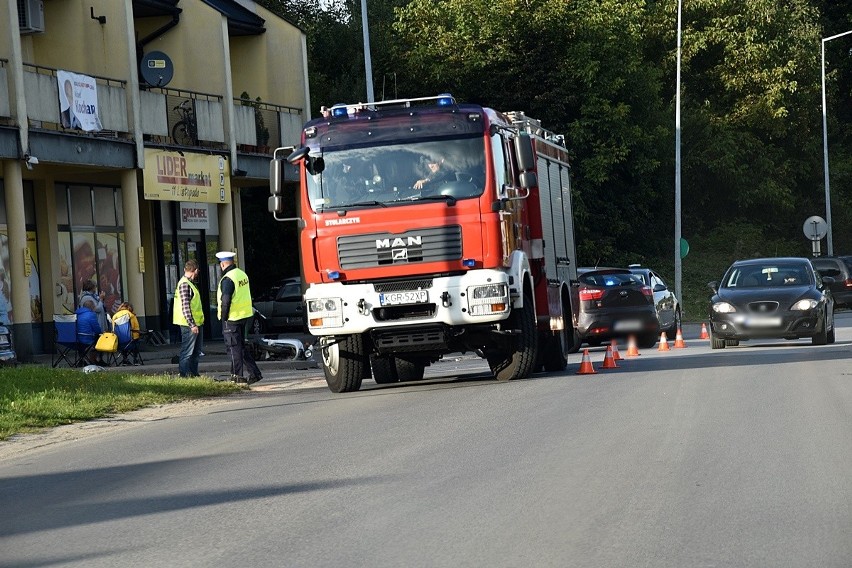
[{"left": 269, "top": 94, "right": 578, "bottom": 392}]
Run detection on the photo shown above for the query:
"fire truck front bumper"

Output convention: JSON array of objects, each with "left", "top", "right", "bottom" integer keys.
[{"left": 304, "top": 271, "right": 514, "bottom": 336}]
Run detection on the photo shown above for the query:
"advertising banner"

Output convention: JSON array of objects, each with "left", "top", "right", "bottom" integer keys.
[
  {"left": 143, "top": 149, "right": 231, "bottom": 204},
  {"left": 57, "top": 70, "right": 103, "bottom": 132},
  {"left": 180, "top": 202, "right": 211, "bottom": 229}
]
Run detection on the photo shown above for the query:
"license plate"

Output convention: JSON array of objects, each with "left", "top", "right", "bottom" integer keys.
[
  {"left": 746, "top": 316, "right": 782, "bottom": 327},
  {"left": 379, "top": 291, "right": 428, "bottom": 306},
  {"left": 614, "top": 319, "right": 642, "bottom": 331}
]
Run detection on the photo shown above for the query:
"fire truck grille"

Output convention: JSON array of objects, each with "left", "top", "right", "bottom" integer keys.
[
  {"left": 373, "top": 279, "right": 434, "bottom": 293},
  {"left": 337, "top": 226, "right": 462, "bottom": 269},
  {"left": 371, "top": 325, "right": 449, "bottom": 352}
]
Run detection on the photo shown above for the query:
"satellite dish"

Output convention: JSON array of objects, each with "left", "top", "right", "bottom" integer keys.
[{"left": 140, "top": 51, "right": 174, "bottom": 88}]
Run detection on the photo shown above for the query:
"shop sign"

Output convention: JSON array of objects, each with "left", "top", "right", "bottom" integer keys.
[
  {"left": 180, "top": 202, "right": 210, "bottom": 230},
  {"left": 143, "top": 149, "right": 231, "bottom": 204}
]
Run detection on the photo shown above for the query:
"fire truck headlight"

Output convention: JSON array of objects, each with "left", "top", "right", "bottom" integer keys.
[
  {"left": 467, "top": 283, "right": 509, "bottom": 316},
  {"left": 307, "top": 298, "right": 344, "bottom": 328}
]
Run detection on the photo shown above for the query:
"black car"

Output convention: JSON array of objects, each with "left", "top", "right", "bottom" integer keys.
[
  {"left": 628, "top": 264, "right": 682, "bottom": 335},
  {"left": 252, "top": 277, "right": 305, "bottom": 333},
  {"left": 570, "top": 267, "right": 660, "bottom": 350},
  {"left": 708, "top": 257, "right": 835, "bottom": 349},
  {"left": 811, "top": 255, "right": 852, "bottom": 309}
]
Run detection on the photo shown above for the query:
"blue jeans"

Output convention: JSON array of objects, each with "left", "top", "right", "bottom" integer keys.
[{"left": 179, "top": 326, "right": 203, "bottom": 377}]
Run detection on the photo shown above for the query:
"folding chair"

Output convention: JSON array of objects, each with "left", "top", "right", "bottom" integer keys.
[
  {"left": 52, "top": 314, "right": 96, "bottom": 368},
  {"left": 113, "top": 314, "right": 144, "bottom": 366}
]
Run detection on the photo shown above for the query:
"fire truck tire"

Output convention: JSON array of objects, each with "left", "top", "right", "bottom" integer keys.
[
  {"left": 395, "top": 357, "right": 426, "bottom": 381},
  {"left": 370, "top": 356, "right": 426, "bottom": 383},
  {"left": 321, "top": 334, "right": 367, "bottom": 393},
  {"left": 542, "top": 330, "right": 568, "bottom": 372},
  {"left": 487, "top": 288, "right": 537, "bottom": 382},
  {"left": 566, "top": 327, "right": 581, "bottom": 354},
  {"left": 543, "top": 299, "right": 573, "bottom": 371},
  {"left": 370, "top": 356, "right": 399, "bottom": 384}
]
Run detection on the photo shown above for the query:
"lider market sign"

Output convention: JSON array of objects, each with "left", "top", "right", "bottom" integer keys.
[{"left": 143, "top": 149, "right": 231, "bottom": 204}]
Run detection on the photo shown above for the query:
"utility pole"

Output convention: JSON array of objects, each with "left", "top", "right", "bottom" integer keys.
[
  {"left": 361, "top": 0, "right": 375, "bottom": 103},
  {"left": 674, "top": 0, "right": 683, "bottom": 306}
]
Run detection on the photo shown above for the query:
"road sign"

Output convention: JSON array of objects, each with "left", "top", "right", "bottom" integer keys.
[
  {"left": 679, "top": 238, "right": 689, "bottom": 259},
  {"left": 803, "top": 216, "right": 827, "bottom": 241}
]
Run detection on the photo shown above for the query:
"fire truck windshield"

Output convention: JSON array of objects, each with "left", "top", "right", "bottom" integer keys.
[{"left": 306, "top": 137, "right": 486, "bottom": 211}]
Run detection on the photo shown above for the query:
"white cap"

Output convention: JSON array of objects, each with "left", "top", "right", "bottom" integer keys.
[{"left": 215, "top": 251, "right": 236, "bottom": 261}]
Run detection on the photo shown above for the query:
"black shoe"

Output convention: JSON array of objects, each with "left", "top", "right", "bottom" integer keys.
[
  {"left": 232, "top": 375, "right": 248, "bottom": 384},
  {"left": 247, "top": 375, "right": 263, "bottom": 385}
]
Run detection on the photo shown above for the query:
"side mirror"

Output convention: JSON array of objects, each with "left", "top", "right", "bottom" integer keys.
[
  {"left": 820, "top": 276, "right": 835, "bottom": 287},
  {"left": 514, "top": 132, "right": 536, "bottom": 172},
  {"left": 287, "top": 146, "right": 309, "bottom": 164},
  {"left": 707, "top": 281, "right": 718, "bottom": 293},
  {"left": 653, "top": 283, "right": 666, "bottom": 292}
]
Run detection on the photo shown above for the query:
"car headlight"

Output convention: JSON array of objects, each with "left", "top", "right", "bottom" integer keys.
[
  {"left": 712, "top": 302, "right": 737, "bottom": 313},
  {"left": 467, "top": 283, "right": 509, "bottom": 316},
  {"left": 791, "top": 299, "right": 818, "bottom": 311},
  {"left": 306, "top": 298, "right": 343, "bottom": 328}
]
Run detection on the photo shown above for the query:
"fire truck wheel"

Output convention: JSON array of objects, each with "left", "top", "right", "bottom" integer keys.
[
  {"left": 370, "top": 356, "right": 426, "bottom": 383},
  {"left": 542, "top": 329, "right": 568, "bottom": 372},
  {"left": 566, "top": 327, "right": 581, "bottom": 354},
  {"left": 487, "top": 288, "right": 537, "bottom": 382},
  {"left": 395, "top": 357, "right": 426, "bottom": 381},
  {"left": 370, "top": 355, "right": 399, "bottom": 384},
  {"left": 321, "top": 334, "right": 367, "bottom": 393}
]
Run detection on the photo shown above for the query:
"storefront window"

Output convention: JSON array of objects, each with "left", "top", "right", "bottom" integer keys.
[{"left": 56, "top": 184, "right": 125, "bottom": 316}]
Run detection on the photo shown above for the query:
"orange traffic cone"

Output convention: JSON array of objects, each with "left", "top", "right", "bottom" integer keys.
[
  {"left": 674, "top": 327, "right": 687, "bottom": 348},
  {"left": 610, "top": 339, "right": 622, "bottom": 361},
  {"left": 658, "top": 332, "right": 670, "bottom": 351},
  {"left": 601, "top": 344, "right": 619, "bottom": 369},
  {"left": 577, "top": 348, "right": 597, "bottom": 375},
  {"left": 700, "top": 323, "right": 709, "bottom": 340},
  {"left": 626, "top": 335, "right": 641, "bottom": 357}
]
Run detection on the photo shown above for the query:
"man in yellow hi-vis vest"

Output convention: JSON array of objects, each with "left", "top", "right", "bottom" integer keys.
[
  {"left": 215, "top": 251, "right": 262, "bottom": 384},
  {"left": 173, "top": 259, "right": 204, "bottom": 377}
]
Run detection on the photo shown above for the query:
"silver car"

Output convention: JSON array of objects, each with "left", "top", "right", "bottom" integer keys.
[{"left": 628, "top": 264, "right": 682, "bottom": 335}]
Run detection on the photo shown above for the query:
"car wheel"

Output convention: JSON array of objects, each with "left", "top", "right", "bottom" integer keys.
[
  {"left": 566, "top": 327, "right": 582, "bottom": 354},
  {"left": 812, "top": 316, "right": 829, "bottom": 345},
  {"left": 666, "top": 309, "right": 683, "bottom": 336},
  {"left": 637, "top": 334, "right": 658, "bottom": 349},
  {"left": 710, "top": 326, "right": 726, "bottom": 349},
  {"left": 827, "top": 324, "right": 836, "bottom": 344}
]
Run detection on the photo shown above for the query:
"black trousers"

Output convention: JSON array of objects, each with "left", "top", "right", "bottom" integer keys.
[{"left": 222, "top": 319, "right": 261, "bottom": 378}]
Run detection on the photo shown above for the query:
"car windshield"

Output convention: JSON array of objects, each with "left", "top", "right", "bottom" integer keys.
[
  {"left": 579, "top": 272, "right": 644, "bottom": 287},
  {"left": 305, "top": 137, "right": 486, "bottom": 211},
  {"left": 723, "top": 263, "right": 811, "bottom": 288}
]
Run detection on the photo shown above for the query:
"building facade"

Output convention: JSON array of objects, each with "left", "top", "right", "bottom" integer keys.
[{"left": 0, "top": 0, "right": 310, "bottom": 360}]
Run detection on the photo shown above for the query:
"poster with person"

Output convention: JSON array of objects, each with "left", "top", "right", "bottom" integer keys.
[{"left": 56, "top": 70, "right": 103, "bottom": 132}]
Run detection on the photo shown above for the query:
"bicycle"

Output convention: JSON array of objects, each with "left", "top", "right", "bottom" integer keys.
[{"left": 171, "top": 100, "right": 198, "bottom": 146}]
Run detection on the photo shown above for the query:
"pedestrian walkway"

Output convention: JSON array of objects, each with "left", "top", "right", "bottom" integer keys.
[{"left": 32, "top": 334, "right": 319, "bottom": 377}]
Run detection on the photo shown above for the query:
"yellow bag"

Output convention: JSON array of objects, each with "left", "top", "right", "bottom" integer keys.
[{"left": 96, "top": 332, "right": 118, "bottom": 352}]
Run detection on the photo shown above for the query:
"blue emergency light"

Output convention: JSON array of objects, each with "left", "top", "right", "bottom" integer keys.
[
  {"left": 436, "top": 93, "right": 455, "bottom": 106},
  {"left": 331, "top": 104, "right": 348, "bottom": 118}
]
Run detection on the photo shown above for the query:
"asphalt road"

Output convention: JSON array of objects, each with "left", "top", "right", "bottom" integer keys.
[{"left": 2, "top": 315, "right": 851, "bottom": 567}]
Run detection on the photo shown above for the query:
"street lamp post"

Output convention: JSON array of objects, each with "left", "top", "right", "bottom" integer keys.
[{"left": 821, "top": 29, "right": 852, "bottom": 256}]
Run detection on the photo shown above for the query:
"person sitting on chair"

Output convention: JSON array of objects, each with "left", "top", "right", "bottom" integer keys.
[
  {"left": 113, "top": 301, "right": 142, "bottom": 365},
  {"left": 113, "top": 302, "right": 140, "bottom": 340},
  {"left": 75, "top": 301, "right": 102, "bottom": 365}
]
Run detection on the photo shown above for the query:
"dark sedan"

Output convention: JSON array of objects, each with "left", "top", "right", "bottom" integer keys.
[
  {"left": 708, "top": 257, "right": 835, "bottom": 348},
  {"left": 570, "top": 267, "right": 660, "bottom": 350}
]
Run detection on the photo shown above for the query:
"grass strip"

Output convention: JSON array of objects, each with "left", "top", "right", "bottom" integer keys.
[{"left": 0, "top": 366, "right": 242, "bottom": 441}]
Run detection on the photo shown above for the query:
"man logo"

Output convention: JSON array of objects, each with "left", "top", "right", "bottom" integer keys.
[
  {"left": 376, "top": 234, "right": 423, "bottom": 264},
  {"left": 392, "top": 249, "right": 408, "bottom": 260}
]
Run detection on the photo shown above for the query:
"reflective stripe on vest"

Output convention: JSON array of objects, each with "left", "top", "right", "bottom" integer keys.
[
  {"left": 173, "top": 277, "right": 205, "bottom": 326},
  {"left": 217, "top": 268, "right": 252, "bottom": 321}
]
